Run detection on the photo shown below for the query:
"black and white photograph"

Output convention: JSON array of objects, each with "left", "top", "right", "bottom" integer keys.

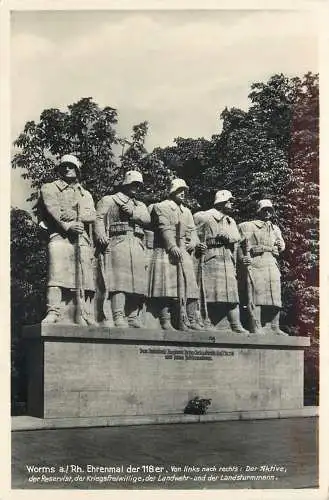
[{"left": 5, "top": 2, "right": 324, "bottom": 496}]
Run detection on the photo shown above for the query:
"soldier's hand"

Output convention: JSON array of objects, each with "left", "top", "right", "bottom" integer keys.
[
  {"left": 61, "top": 209, "right": 77, "bottom": 222},
  {"left": 121, "top": 204, "right": 133, "bottom": 217},
  {"left": 196, "top": 242, "right": 207, "bottom": 254},
  {"left": 169, "top": 246, "right": 182, "bottom": 262},
  {"left": 272, "top": 246, "right": 279, "bottom": 257},
  {"left": 242, "top": 256, "right": 252, "bottom": 266},
  {"left": 186, "top": 242, "right": 195, "bottom": 253},
  {"left": 68, "top": 222, "right": 84, "bottom": 234},
  {"left": 275, "top": 239, "right": 284, "bottom": 251},
  {"left": 97, "top": 235, "right": 109, "bottom": 247}
]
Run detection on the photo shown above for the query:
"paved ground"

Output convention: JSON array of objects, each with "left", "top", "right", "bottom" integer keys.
[{"left": 12, "top": 417, "right": 318, "bottom": 490}]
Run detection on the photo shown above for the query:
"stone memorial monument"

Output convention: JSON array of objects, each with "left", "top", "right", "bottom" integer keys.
[
  {"left": 238, "top": 199, "right": 287, "bottom": 335},
  {"left": 39, "top": 154, "right": 96, "bottom": 326},
  {"left": 193, "top": 190, "right": 248, "bottom": 333},
  {"left": 148, "top": 178, "right": 206, "bottom": 330},
  {"left": 95, "top": 171, "right": 150, "bottom": 328},
  {"left": 23, "top": 174, "right": 310, "bottom": 424}
]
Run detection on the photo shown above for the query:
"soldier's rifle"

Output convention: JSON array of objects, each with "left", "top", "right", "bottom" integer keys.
[
  {"left": 74, "top": 202, "right": 86, "bottom": 325},
  {"left": 176, "top": 221, "right": 189, "bottom": 331},
  {"left": 197, "top": 224, "right": 210, "bottom": 327},
  {"left": 95, "top": 207, "right": 114, "bottom": 326},
  {"left": 241, "top": 238, "right": 260, "bottom": 333}
]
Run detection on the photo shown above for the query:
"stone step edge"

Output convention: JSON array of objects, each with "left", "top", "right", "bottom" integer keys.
[{"left": 12, "top": 407, "right": 318, "bottom": 432}]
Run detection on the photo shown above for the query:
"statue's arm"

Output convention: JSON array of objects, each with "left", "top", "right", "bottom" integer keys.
[
  {"left": 80, "top": 191, "right": 96, "bottom": 223},
  {"left": 230, "top": 223, "right": 239, "bottom": 263},
  {"left": 227, "top": 219, "right": 241, "bottom": 244},
  {"left": 277, "top": 228, "right": 286, "bottom": 252},
  {"left": 274, "top": 226, "right": 285, "bottom": 252},
  {"left": 41, "top": 183, "right": 71, "bottom": 232},
  {"left": 131, "top": 203, "right": 151, "bottom": 227},
  {"left": 193, "top": 212, "right": 207, "bottom": 238},
  {"left": 237, "top": 223, "right": 250, "bottom": 262},
  {"left": 187, "top": 209, "right": 200, "bottom": 249},
  {"left": 154, "top": 204, "right": 176, "bottom": 251},
  {"left": 95, "top": 196, "right": 112, "bottom": 241}
]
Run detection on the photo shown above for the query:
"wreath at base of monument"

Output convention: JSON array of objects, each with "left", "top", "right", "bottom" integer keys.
[{"left": 184, "top": 397, "right": 212, "bottom": 415}]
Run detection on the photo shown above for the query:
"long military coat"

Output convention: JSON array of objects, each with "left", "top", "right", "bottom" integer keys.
[
  {"left": 148, "top": 199, "right": 199, "bottom": 299},
  {"left": 95, "top": 192, "right": 150, "bottom": 296},
  {"left": 238, "top": 220, "right": 285, "bottom": 307},
  {"left": 194, "top": 208, "right": 241, "bottom": 303},
  {"left": 40, "top": 179, "right": 96, "bottom": 291}
]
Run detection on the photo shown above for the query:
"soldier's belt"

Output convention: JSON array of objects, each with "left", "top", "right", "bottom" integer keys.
[
  {"left": 250, "top": 245, "right": 274, "bottom": 255},
  {"left": 206, "top": 237, "right": 231, "bottom": 248},
  {"left": 108, "top": 222, "right": 144, "bottom": 238}
]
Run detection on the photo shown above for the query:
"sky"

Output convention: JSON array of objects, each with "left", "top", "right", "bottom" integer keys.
[{"left": 10, "top": 8, "right": 318, "bottom": 211}]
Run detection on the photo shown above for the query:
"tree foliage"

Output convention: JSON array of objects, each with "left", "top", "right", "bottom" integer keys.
[
  {"left": 155, "top": 137, "right": 216, "bottom": 210},
  {"left": 11, "top": 208, "right": 48, "bottom": 413},
  {"left": 12, "top": 97, "right": 119, "bottom": 203},
  {"left": 118, "top": 121, "right": 175, "bottom": 204}
]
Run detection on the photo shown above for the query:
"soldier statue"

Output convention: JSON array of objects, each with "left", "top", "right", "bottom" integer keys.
[
  {"left": 148, "top": 178, "right": 206, "bottom": 330},
  {"left": 95, "top": 171, "right": 150, "bottom": 328},
  {"left": 40, "top": 154, "right": 96, "bottom": 325},
  {"left": 194, "top": 190, "right": 248, "bottom": 333},
  {"left": 239, "top": 199, "right": 288, "bottom": 335}
]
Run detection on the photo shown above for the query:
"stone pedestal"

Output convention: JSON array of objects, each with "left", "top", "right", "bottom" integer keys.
[{"left": 23, "top": 325, "right": 310, "bottom": 420}]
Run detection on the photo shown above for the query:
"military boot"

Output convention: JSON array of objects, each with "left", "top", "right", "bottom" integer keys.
[
  {"left": 203, "top": 318, "right": 215, "bottom": 330},
  {"left": 111, "top": 292, "right": 127, "bottom": 328},
  {"left": 227, "top": 305, "right": 249, "bottom": 334},
  {"left": 191, "top": 308, "right": 206, "bottom": 330},
  {"left": 160, "top": 306, "right": 175, "bottom": 330},
  {"left": 187, "top": 299, "right": 204, "bottom": 331},
  {"left": 42, "top": 309, "right": 60, "bottom": 324},
  {"left": 83, "top": 315, "right": 97, "bottom": 326},
  {"left": 81, "top": 293, "right": 98, "bottom": 326},
  {"left": 128, "top": 314, "right": 142, "bottom": 328},
  {"left": 42, "top": 287, "right": 61, "bottom": 324},
  {"left": 248, "top": 305, "right": 266, "bottom": 335},
  {"left": 126, "top": 294, "right": 142, "bottom": 328},
  {"left": 271, "top": 310, "right": 288, "bottom": 336},
  {"left": 113, "top": 312, "right": 126, "bottom": 328}
]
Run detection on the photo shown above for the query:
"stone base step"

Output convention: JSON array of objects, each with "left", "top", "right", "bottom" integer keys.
[{"left": 12, "top": 407, "right": 318, "bottom": 431}]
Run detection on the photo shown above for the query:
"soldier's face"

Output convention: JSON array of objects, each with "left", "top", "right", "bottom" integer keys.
[
  {"left": 215, "top": 199, "right": 233, "bottom": 214},
  {"left": 60, "top": 163, "right": 78, "bottom": 182},
  {"left": 223, "top": 199, "right": 233, "bottom": 213},
  {"left": 126, "top": 182, "right": 141, "bottom": 197},
  {"left": 260, "top": 208, "right": 273, "bottom": 221},
  {"left": 172, "top": 188, "right": 186, "bottom": 205}
]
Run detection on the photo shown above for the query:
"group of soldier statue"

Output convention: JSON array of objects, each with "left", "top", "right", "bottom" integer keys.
[{"left": 39, "top": 153, "right": 288, "bottom": 336}]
